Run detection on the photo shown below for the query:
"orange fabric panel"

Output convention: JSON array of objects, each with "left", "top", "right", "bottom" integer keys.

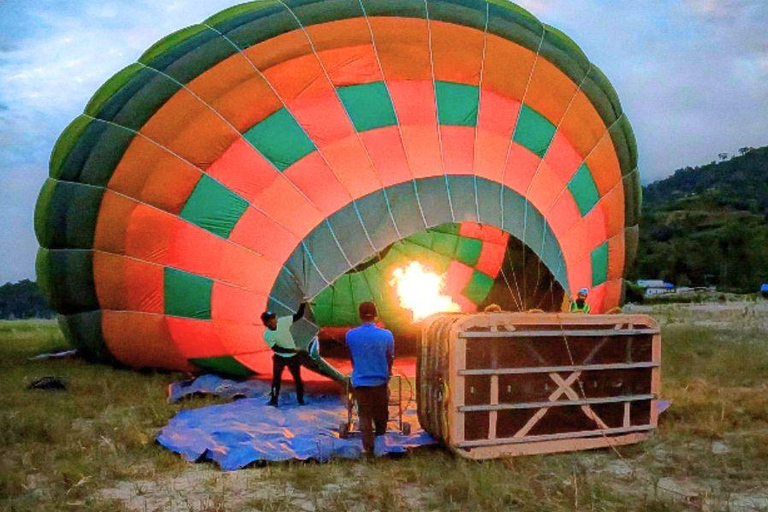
[
  {"left": 93, "top": 251, "right": 164, "bottom": 313},
  {"left": 206, "top": 137, "right": 281, "bottom": 203},
  {"left": 94, "top": 191, "right": 138, "bottom": 255},
  {"left": 526, "top": 57, "right": 579, "bottom": 127},
  {"left": 185, "top": 52, "right": 283, "bottom": 132},
  {"left": 210, "top": 281, "right": 267, "bottom": 325},
  {"left": 367, "top": 17, "right": 432, "bottom": 81},
  {"left": 474, "top": 131, "right": 511, "bottom": 184},
  {"left": 565, "top": 257, "right": 591, "bottom": 299},
  {"left": 502, "top": 143, "right": 540, "bottom": 196},
  {"left": 445, "top": 260, "right": 474, "bottom": 304},
  {"left": 579, "top": 203, "right": 609, "bottom": 253},
  {"left": 103, "top": 311, "right": 194, "bottom": 371},
  {"left": 441, "top": 126, "right": 475, "bottom": 175},
  {"left": 527, "top": 160, "right": 567, "bottom": 214},
  {"left": 607, "top": 234, "right": 626, "bottom": 282},
  {"left": 282, "top": 152, "right": 353, "bottom": 215},
  {"left": 482, "top": 32, "right": 538, "bottom": 101},
  {"left": 123, "top": 203, "right": 175, "bottom": 264},
  {"left": 305, "top": 17, "right": 373, "bottom": 52},
  {"left": 109, "top": 136, "right": 201, "bottom": 214},
  {"left": 601, "top": 279, "right": 623, "bottom": 311},
  {"left": 558, "top": 91, "right": 607, "bottom": 159},
  {"left": 585, "top": 134, "right": 622, "bottom": 196},
  {"left": 544, "top": 131, "right": 583, "bottom": 184},
  {"left": 359, "top": 127, "right": 413, "bottom": 187},
  {"left": 228, "top": 207, "right": 300, "bottom": 263},
  {"left": 430, "top": 20, "right": 484, "bottom": 85},
  {"left": 318, "top": 44, "right": 380, "bottom": 86},
  {"left": 600, "top": 185, "right": 626, "bottom": 239},
  {"left": 252, "top": 177, "right": 325, "bottom": 237},
  {"left": 140, "top": 87, "right": 241, "bottom": 170},
  {"left": 243, "top": 28, "right": 309, "bottom": 71}
]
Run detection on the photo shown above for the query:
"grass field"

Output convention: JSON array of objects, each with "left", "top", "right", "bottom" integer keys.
[{"left": 1, "top": 304, "right": 768, "bottom": 511}]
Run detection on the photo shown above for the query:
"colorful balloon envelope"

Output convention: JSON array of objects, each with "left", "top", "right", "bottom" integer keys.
[{"left": 35, "top": 0, "right": 641, "bottom": 378}]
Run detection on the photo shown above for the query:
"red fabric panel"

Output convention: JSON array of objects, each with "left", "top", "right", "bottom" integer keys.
[
  {"left": 502, "top": 143, "right": 540, "bottom": 196},
  {"left": 544, "top": 131, "right": 583, "bottom": 184},
  {"left": 234, "top": 351, "right": 274, "bottom": 377},
  {"left": 228, "top": 207, "right": 299, "bottom": 263},
  {"left": 359, "top": 127, "right": 412, "bottom": 187},
  {"left": 210, "top": 282, "right": 268, "bottom": 324},
  {"left": 527, "top": 160, "right": 567, "bottom": 214},
  {"left": 103, "top": 311, "right": 194, "bottom": 371},
  {"left": 167, "top": 317, "right": 229, "bottom": 359},
  {"left": 601, "top": 279, "right": 623, "bottom": 312},
  {"left": 252, "top": 177, "right": 325, "bottom": 236},
  {"left": 441, "top": 126, "right": 475, "bottom": 175},
  {"left": 546, "top": 192, "right": 581, "bottom": 238},
  {"left": 388, "top": 81, "right": 442, "bottom": 179},
  {"left": 475, "top": 91, "right": 520, "bottom": 183},
  {"left": 282, "top": 153, "right": 353, "bottom": 215},
  {"left": 475, "top": 243, "right": 506, "bottom": 278},
  {"left": 206, "top": 138, "right": 281, "bottom": 203},
  {"left": 586, "top": 282, "right": 608, "bottom": 313},
  {"left": 579, "top": 203, "right": 609, "bottom": 253},
  {"left": 444, "top": 260, "right": 474, "bottom": 299}
]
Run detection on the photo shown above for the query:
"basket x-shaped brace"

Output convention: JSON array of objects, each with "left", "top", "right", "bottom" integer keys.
[{"left": 513, "top": 338, "right": 610, "bottom": 439}]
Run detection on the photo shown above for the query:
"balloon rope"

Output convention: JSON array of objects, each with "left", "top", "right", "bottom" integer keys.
[
  {"left": 357, "top": 0, "right": 429, "bottom": 230},
  {"left": 472, "top": 2, "right": 491, "bottom": 224},
  {"left": 274, "top": 1, "right": 403, "bottom": 244},
  {"left": 424, "top": 0, "right": 456, "bottom": 223}
]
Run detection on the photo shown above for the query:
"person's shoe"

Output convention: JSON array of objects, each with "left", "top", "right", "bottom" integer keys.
[
  {"left": 297, "top": 397, "right": 306, "bottom": 405},
  {"left": 268, "top": 396, "right": 278, "bottom": 407}
]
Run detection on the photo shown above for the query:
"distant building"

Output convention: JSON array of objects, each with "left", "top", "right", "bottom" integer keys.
[{"left": 637, "top": 280, "right": 675, "bottom": 297}]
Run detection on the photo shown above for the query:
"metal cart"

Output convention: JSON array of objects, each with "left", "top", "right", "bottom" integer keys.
[{"left": 338, "top": 375, "right": 412, "bottom": 438}]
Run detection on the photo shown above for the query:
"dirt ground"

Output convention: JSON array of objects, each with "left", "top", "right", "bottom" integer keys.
[{"left": 2, "top": 302, "right": 768, "bottom": 511}]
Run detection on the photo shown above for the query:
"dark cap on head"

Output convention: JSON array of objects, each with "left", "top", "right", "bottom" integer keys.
[
  {"left": 260, "top": 310, "right": 276, "bottom": 323},
  {"left": 358, "top": 301, "right": 377, "bottom": 320}
]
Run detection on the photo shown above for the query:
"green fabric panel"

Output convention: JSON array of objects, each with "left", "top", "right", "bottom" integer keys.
[
  {"left": 513, "top": 104, "right": 556, "bottom": 157},
  {"left": 435, "top": 81, "right": 479, "bottom": 127},
  {"left": 49, "top": 116, "right": 93, "bottom": 180},
  {"left": 179, "top": 175, "right": 248, "bottom": 238},
  {"left": 538, "top": 26, "right": 590, "bottom": 87},
  {"left": 337, "top": 82, "right": 397, "bottom": 132},
  {"left": 463, "top": 270, "right": 494, "bottom": 304},
  {"left": 244, "top": 108, "right": 315, "bottom": 170},
  {"left": 36, "top": 248, "right": 98, "bottom": 315},
  {"left": 567, "top": 163, "right": 600, "bottom": 216},
  {"left": 58, "top": 311, "right": 111, "bottom": 362},
  {"left": 164, "top": 267, "right": 213, "bottom": 319},
  {"left": 591, "top": 242, "right": 609, "bottom": 287},
  {"left": 428, "top": 0, "right": 487, "bottom": 32},
  {"left": 77, "top": 121, "right": 136, "bottom": 186},
  {"left": 189, "top": 356, "right": 255, "bottom": 378},
  {"left": 85, "top": 63, "right": 145, "bottom": 117},
  {"left": 34, "top": 179, "right": 104, "bottom": 249},
  {"left": 623, "top": 169, "right": 642, "bottom": 227},
  {"left": 456, "top": 237, "right": 483, "bottom": 266},
  {"left": 140, "top": 24, "right": 210, "bottom": 65},
  {"left": 204, "top": 1, "right": 281, "bottom": 28},
  {"left": 624, "top": 225, "right": 639, "bottom": 275},
  {"left": 429, "top": 232, "right": 459, "bottom": 257}
]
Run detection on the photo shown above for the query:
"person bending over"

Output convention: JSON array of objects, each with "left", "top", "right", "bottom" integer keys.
[
  {"left": 345, "top": 302, "right": 394, "bottom": 455},
  {"left": 261, "top": 303, "right": 309, "bottom": 406}
]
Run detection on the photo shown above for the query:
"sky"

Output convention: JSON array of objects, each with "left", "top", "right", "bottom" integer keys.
[{"left": 0, "top": 0, "right": 767, "bottom": 283}]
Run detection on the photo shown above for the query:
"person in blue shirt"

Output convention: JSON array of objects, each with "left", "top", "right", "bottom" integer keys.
[{"left": 345, "top": 302, "right": 394, "bottom": 455}]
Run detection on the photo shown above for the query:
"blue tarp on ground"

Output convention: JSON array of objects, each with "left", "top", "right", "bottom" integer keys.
[{"left": 158, "top": 375, "right": 437, "bottom": 470}]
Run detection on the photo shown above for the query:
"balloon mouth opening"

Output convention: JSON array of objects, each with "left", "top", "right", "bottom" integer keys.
[{"left": 311, "top": 232, "right": 567, "bottom": 370}]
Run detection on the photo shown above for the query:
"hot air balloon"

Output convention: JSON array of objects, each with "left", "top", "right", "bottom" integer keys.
[{"left": 35, "top": 0, "right": 640, "bottom": 378}]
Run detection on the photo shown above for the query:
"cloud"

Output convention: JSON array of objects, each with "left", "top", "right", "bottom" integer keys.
[{"left": 0, "top": 0, "right": 767, "bottom": 281}]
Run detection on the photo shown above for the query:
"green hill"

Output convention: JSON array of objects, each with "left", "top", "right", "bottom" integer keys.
[{"left": 630, "top": 146, "right": 768, "bottom": 292}]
